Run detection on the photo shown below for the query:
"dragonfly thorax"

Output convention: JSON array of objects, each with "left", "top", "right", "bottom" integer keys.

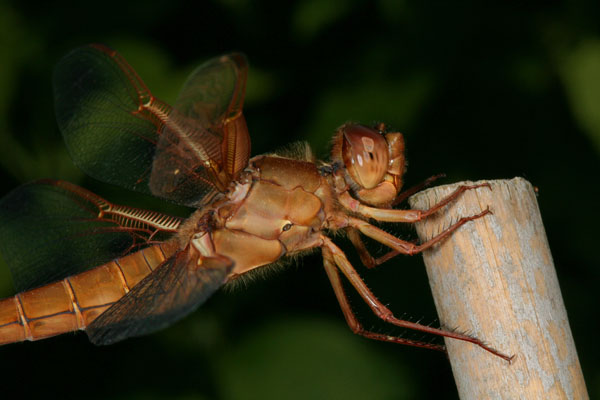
[{"left": 180, "top": 154, "right": 331, "bottom": 280}]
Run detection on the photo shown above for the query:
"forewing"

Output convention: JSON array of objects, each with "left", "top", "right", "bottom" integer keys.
[
  {"left": 0, "top": 180, "right": 182, "bottom": 291},
  {"left": 87, "top": 251, "right": 232, "bottom": 345},
  {"left": 149, "top": 53, "right": 251, "bottom": 206},
  {"left": 54, "top": 44, "right": 172, "bottom": 199}
]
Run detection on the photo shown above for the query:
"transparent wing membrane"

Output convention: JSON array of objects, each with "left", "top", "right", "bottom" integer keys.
[
  {"left": 87, "top": 252, "right": 232, "bottom": 345},
  {"left": 0, "top": 180, "right": 182, "bottom": 291},
  {"left": 150, "top": 53, "right": 251, "bottom": 206},
  {"left": 54, "top": 45, "right": 251, "bottom": 207},
  {"left": 54, "top": 44, "right": 167, "bottom": 198}
]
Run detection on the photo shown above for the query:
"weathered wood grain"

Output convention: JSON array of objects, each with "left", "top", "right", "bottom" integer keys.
[{"left": 409, "top": 178, "right": 587, "bottom": 400}]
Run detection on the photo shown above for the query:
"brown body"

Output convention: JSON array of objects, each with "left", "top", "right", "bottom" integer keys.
[
  {"left": 0, "top": 154, "right": 331, "bottom": 344},
  {"left": 0, "top": 45, "right": 512, "bottom": 360},
  {"left": 0, "top": 243, "right": 177, "bottom": 344},
  {"left": 188, "top": 155, "right": 332, "bottom": 277}
]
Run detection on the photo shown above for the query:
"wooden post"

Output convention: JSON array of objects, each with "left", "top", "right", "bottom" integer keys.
[{"left": 408, "top": 178, "right": 588, "bottom": 399}]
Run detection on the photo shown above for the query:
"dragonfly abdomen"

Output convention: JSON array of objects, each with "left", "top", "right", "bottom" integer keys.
[{"left": 0, "top": 242, "right": 177, "bottom": 345}]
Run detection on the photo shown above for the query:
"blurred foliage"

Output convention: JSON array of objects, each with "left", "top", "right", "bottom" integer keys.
[
  {"left": 215, "top": 316, "right": 415, "bottom": 400},
  {"left": 0, "top": 0, "right": 598, "bottom": 399},
  {"left": 560, "top": 39, "right": 600, "bottom": 153}
]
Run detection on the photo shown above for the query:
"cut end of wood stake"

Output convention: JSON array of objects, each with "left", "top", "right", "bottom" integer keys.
[{"left": 408, "top": 177, "right": 588, "bottom": 400}]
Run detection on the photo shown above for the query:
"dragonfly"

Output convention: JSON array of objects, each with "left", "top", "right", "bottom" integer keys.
[{"left": 0, "top": 44, "right": 510, "bottom": 361}]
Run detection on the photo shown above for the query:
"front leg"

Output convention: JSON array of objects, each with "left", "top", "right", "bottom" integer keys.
[
  {"left": 338, "top": 183, "right": 491, "bottom": 223},
  {"left": 391, "top": 173, "right": 446, "bottom": 206},
  {"left": 341, "top": 183, "right": 490, "bottom": 268},
  {"left": 334, "top": 207, "right": 490, "bottom": 256}
]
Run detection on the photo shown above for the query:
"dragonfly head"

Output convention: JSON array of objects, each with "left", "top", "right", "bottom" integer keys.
[{"left": 331, "top": 123, "right": 406, "bottom": 206}]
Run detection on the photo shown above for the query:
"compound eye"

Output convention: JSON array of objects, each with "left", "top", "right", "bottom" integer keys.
[{"left": 342, "top": 124, "right": 389, "bottom": 189}]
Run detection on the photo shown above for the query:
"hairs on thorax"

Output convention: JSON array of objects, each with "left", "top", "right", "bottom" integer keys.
[
  {"left": 223, "top": 247, "right": 319, "bottom": 291},
  {"left": 268, "top": 141, "right": 315, "bottom": 163}
]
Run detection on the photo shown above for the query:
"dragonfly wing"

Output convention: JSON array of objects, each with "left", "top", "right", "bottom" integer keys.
[
  {"left": 149, "top": 53, "right": 250, "bottom": 206},
  {"left": 54, "top": 44, "right": 170, "bottom": 199},
  {"left": 55, "top": 45, "right": 250, "bottom": 207},
  {"left": 0, "top": 180, "right": 182, "bottom": 291},
  {"left": 86, "top": 250, "right": 232, "bottom": 345}
]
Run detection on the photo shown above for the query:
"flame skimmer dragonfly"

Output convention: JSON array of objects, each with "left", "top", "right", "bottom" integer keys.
[{"left": 0, "top": 44, "right": 510, "bottom": 360}]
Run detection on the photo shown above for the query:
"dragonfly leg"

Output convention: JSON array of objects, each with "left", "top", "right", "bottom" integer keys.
[
  {"left": 391, "top": 173, "right": 446, "bottom": 206},
  {"left": 346, "top": 227, "right": 376, "bottom": 269},
  {"left": 339, "top": 183, "right": 491, "bottom": 223},
  {"left": 346, "top": 227, "right": 401, "bottom": 269},
  {"left": 322, "top": 242, "right": 445, "bottom": 351},
  {"left": 321, "top": 236, "right": 513, "bottom": 362},
  {"left": 338, "top": 206, "right": 490, "bottom": 256}
]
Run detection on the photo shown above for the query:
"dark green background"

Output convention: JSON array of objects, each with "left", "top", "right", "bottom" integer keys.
[{"left": 0, "top": 1, "right": 598, "bottom": 399}]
